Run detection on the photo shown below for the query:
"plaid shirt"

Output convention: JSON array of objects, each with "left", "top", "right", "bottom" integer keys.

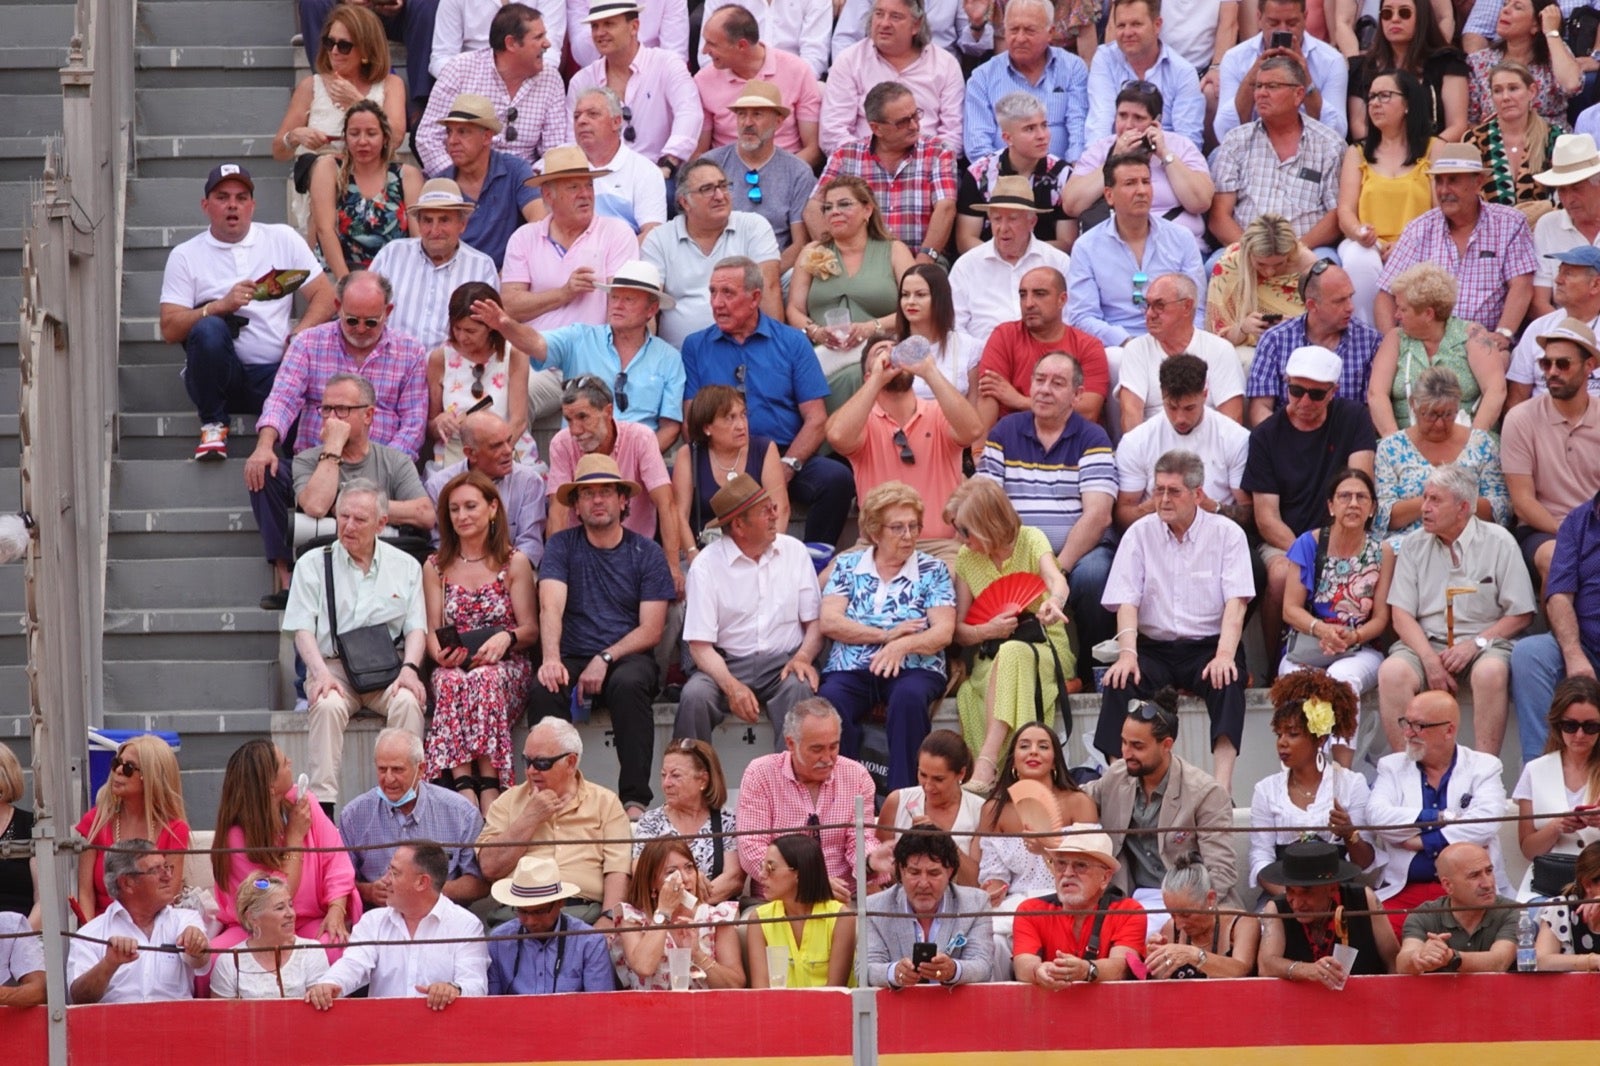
[
  {"left": 1211, "top": 118, "right": 1343, "bottom": 238},
  {"left": 1249, "top": 313, "right": 1382, "bottom": 407},
  {"left": 1377, "top": 203, "right": 1539, "bottom": 331},
  {"left": 416, "top": 48, "right": 572, "bottom": 175},
  {"left": 256, "top": 322, "right": 429, "bottom": 457},
  {"left": 735, "top": 752, "right": 877, "bottom": 897},
  {"left": 813, "top": 137, "right": 957, "bottom": 248}
]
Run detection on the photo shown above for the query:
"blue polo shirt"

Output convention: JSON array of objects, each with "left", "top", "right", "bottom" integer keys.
[
  {"left": 1548, "top": 499, "right": 1600, "bottom": 666},
  {"left": 537, "top": 324, "right": 686, "bottom": 432},
  {"left": 453, "top": 149, "right": 537, "bottom": 269},
  {"left": 977, "top": 411, "right": 1117, "bottom": 553},
  {"left": 681, "top": 313, "right": 828, "bottom": 446},
  {"left": 1066, "top": 213, "right": 1206, "bottom": 346}
]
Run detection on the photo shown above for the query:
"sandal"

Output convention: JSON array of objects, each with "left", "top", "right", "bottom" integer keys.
[{"left": 964, "top": 755, "right": 1000, "bottom": 796}]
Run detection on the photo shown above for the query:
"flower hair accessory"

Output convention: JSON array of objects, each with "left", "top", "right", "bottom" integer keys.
[
  {"left": 798, "top": 244, "right": 842, "bottom": 280},
  {"left": 1302, "top": 698, "right": 1335, "bottom": 738}
]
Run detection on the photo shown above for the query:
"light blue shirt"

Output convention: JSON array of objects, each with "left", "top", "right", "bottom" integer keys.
[
  {"left": 534, "top": 324, "right": 686, "bottom": 431},
  {"left": 1065, "top": 213, "right": 1206, "bottom": 346},
  {"left": 1084, "top": 42, "right": 1206, "bottom": 146},
  {"left": 963, "top": 48, "right": 1088, "bottom": 163},
  {"left": 1215, "top": 32, "right": 1349, "bottom": 141}
]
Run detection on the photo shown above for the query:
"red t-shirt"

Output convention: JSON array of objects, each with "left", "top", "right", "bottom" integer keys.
[
  {"left": 1012, "top": 895, "right": 1147, "bottom": 961},
  {"left": 75, "top": 809, "right": 191, "bottom": 918},
  {"left": 976, "top": 322, "right": 1111, "bottom": 416}
]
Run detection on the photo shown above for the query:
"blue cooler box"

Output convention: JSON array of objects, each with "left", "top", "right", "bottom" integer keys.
[{"left": 87, "top": 728, "right": 182, "bottom": 797}]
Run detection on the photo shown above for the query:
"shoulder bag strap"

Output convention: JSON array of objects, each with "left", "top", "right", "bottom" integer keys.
[
  {"left": 690, "top": 443, "right": 706, "bottom": 538},
  {"left": 323, "top": 545, "right": 340, "bottom": 646},
  {"left": 1083, "top": 886, "right": 1125, "bottom": 962},
  {"left": 709, "top": 807, "right": 725, "bottom": 880}
]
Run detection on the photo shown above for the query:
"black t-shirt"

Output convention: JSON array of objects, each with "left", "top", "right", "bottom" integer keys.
[
  {"left": 540, "top": 527, "right": 674, "bottom": 658},
  {"left": 956, "top": 152, "right": 1068, "bottom": 243},
  {"left": 1348, "top": 48, "right": 1470, "bottom": 136},
  {"left": 1242, "top": 398, "right": 1377, "bottom": 538},
  {"left": 0, "top": 807, "right": 35, "bottom": 916}
]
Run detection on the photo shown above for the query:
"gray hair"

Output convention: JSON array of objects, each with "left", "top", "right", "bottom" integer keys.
[
  {"left": 712, "top": 255, "right": 764, "bottom": 293},
  {"left": 575, "top": 85, "right": 623, "bottom": 119},
  {"left": 325, "top": 372, "right": 376, "bottom": 407},
  {"left": 866, "top": 0, "right": 931, "bottom": 49},
  {"left": 1153, "top": 449, "right": 1206, "bottom": 490},
  {"left": 336, "top": 268, "right": 393, "bottom": 304},
  {"left": 460, "top": 410, "right": 509, "bottom": 450},
  {"left": 1424, "top": 463, "right": 1479, "bottom": 506},
  {"left": 1408, "top": 365, "right": 1463, "bottom": 415},
  {"left": 1035, "top": 350, "right": 1084, "bottom": 390},
  {"left": 104, "top": 838, "right": 157, "bottom": 901},
  {"left": 531, "top": 717, "right": 584, "bottom": 759},
  {"left": 1259, "top": 54, "right": 1308, "bottom": 87},
  {"left": 1005, "top": 0, "right": 1056, "bottom": 26},
  {"left": 560, "top": 374, "right": 614, "bottom": 410},
  {"left": 337, "top": 477, "right": 390, "bottom": 519},
  {"left": 783, "top": 697, "right": 843, "bottom": 743},
  {"left": 675, "top": 157, "right": 727, "bottom": 210},
  {"left": 1156, "top": 273, "right": 1199, "bottom": 303},
  {"left": 375, "top": 727, "right": 424, "bottom": 766},
  {"left": 994, "top": 90, "right": 1046, "bottom": 130},
  {"left": 863, "top": 81, "right": 915, "bottom": 125},
  {"left": 1161, "top": 855, "right": 1213, "bottom": 900}
]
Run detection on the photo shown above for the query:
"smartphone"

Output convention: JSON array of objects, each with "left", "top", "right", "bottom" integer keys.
[
  {"left": 1270, "top": 30, "right": 1294, "bottom": 49},
  {"left": 1261, "top": 313, "right": 1285, "bottom": 325},
  {"left": 912, "top": 942, "right": 937, "bottom": 967},
  {"left": 435, "top": 624, "right": 462, "bottom": 649}
]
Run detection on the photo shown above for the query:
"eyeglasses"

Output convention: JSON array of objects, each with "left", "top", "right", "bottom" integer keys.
[
  {"left": 1538, "top": 356, "right": 1579, "bottom": 372},
  {"left": 874, "top": 109, "right": 923, "bottom": 132},
  {"left": 614, "top": 370, "right": 629, "bottom": 413},
  {"left": 1144, "top": 297, "right": 1192, "bottom": 315},
  {"left": 503, "top": 106, "right": 518, "bottom": 143},
  {"left": 126, "top": 863, "right": 176, "bottom": 879},
  {"left": 733, "top": 364, "right": 747, "bottom": 388},
  {"left": 690, "top": 180, "right": 732, "bottom": 198},
  {"left": 1333, "top": 490, "right": 1372, "bottom": 503},
  {"left": 1560, "top": 719, "right": 1600, "bottom": 735},
  {"left": 805, "top": 812, "right": 821, "bottom": 840},
  {"left": 321, "top": 35, "right": 357, "bottom": 55},
  {"left": 525, "top": 752, "right": 572, "bottom": 771},
  {"left": 892, "top": 427, "right": 916, "bottom": 465},
  {"left": 1379, "top": 5, "right": 1414, "bottom": 18},
  {"left": 1367, "top": 89, "right": 1403, "bottom": 103},
  {"left": 1398, "top": 717, "right": 1449, "bottom": 733},
  {"left": 1052, "top": 858, "right": 1101, "bottom": 875},
  {"left": 1287, "top": 384, "right": 1330, "bottom": 402},
  {"left": 470, "top": 362, "right": 486, "bottom": 400},
  {"left": 883, "top": 521, "right": 922, "bottom": 538},
  {"left": 110, "top": 757, "right": 142, "bottom": 778},
  {"left": 621, "top": 104, "right": 636, "bottom": 144},
  {"left": 1131, "top": 272, "right": 1149, "bottom": 307},
  {"left": 821, "top": 199, "right": 859, "bottom": 214},
  {"left": 1254, "top": 81, "right": 1300, "bottom": 92},
  {"left": 1414, "top": 407, "right": 1456, "bottom": 423},
  {"left": 318, "top": 402, "right": 370, "bottom": 418},
  {"left": 744, "top": 168, "right": 763, "bottom": 204},
  {"left": 342, "top": 314, "right": 382, "bottom": 330}
]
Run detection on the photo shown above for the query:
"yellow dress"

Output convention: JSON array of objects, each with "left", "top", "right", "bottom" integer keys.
[
  {"left": 954, "top": 526, "right": 1075, "bottom": 757},
  {"left": 755, "top": 898, "right": 852, "bottom": 988}
]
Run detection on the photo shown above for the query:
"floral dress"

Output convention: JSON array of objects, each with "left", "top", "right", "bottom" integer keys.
[
  {"left": 320, "top": 161, "right": 407, "bottom": 272},
  {"left": 1466, "top": 48, "right": 1570, "bottom": 126},
  {"left": 1206, "top": 243, "right": 1307, "bottom": 344},
  {"left": 428, "top": 345, "right": 537, "bottom": 472},
  {"left": 423, "top": 555, "right": 533, "bottom": 787},
  {"left": 610, "top": 900, "right": 740, "bottom": 990},
  {"left": 1374, "top": 428, "right": 1509, "bottom": 545}
]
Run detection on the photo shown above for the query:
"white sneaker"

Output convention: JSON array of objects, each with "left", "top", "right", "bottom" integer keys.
[{"left": 195, "top": 423, "right": 228, "bottom": 461}]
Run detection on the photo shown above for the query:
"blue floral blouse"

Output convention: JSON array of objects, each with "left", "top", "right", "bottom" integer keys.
[
  {"left": 821, "top": 548, "right": 955, "bottom": 676},
  {"left": 1374, "top": 427, "right": 1509, "bottom": 547}
]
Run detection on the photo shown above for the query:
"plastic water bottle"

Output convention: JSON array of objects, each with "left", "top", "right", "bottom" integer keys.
[
  {"left": 1517, "top": 909, "right": 1537, "bottom": 972},
  {"left": 888, "top": 335, "right": 932, "bottom": 368}
]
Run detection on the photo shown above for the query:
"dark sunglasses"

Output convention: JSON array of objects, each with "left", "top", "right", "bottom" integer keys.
[
  {"left": 734, "top": 364, "right": 747, "bottom": 388},
  {"left": 1287, "top": 383, "right": 1330, "bottom": 402},
  {"left": 342, "top": 314, "right": 382, "bottom": 330},
  {"left": 1560, "top": 719, "right": 1600, "bottom": 735},
  {"left": 321, "top": 35, "right": 357, "bottom": 55},
  {"left": 1538, "top": 356, "right": 1579, "bottom": 373},
  {"left": 1300, "top": 256, "right": 1336, "bottom": 300},
  {"left": 525, "top": 753, "right": 572, "bottom": 772},
  {"left": 1131, "top": 272, "right": 1149, "bottom": 307},
  {"left": 110, "top": 757, "right": 142, "bottom": 778},
  {"left": 893, "top": 427, "right": 916, "bottom": 465},
  {"left": 504, "top": 107, "right": 518, "bottom": 143},
  {"left": 744, "top": 169, "right": 762, "bottom": 204},
  {"left": 471, "top": 362, "right": 486, "bottom": 399},
  {"left": 614, "top": 370, "right": 630, "bottom": 413},
  {"left": 622, "top": 104, "right": 636, "bottom": 144},
  {"left": 1379, "top": 5, "right": 1414, "bottom": 17},
  {"left": 805, "top": 812, "right": 820, "bottom": 840},
  {"left": 1128, "top": 700, "right": 1176, "bottom": 732}
]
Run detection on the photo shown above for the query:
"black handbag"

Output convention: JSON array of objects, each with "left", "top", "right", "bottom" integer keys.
[
  {"left": 977, "top": 613, "right": 1070, "bottom": 734},
  {"left": 292, "top": 151, "right": 319, "bottom": 194},
  {"left": 323, "top": 546, "right": 404, "bottom": 693},
  {"left": 1531, "top": 852, "right": 1580, "bottom": 897}
]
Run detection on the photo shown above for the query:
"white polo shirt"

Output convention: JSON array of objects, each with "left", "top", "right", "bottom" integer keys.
[
  {"left": 160, "top": 222, "right": 322, "bottom": 365},
  {"left": 1117, "top": 328, "right": 1245, "bottom": 422},
  {"left": 67, "top": 902, "right": 207, "bottom": 1003}
]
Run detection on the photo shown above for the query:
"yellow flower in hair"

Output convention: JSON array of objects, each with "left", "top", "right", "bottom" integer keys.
[{"left": 1302, "top": 698, "right": 1336, "bottom": 738}]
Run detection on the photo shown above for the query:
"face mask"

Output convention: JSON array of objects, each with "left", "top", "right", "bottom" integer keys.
[{"left": 384, "top": 770, "right": 420, "bottom": 809}]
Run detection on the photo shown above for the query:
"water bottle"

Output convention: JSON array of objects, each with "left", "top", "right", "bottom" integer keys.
[
  {"left": 888, "top": 335, "right": 932, "bottom": 368},
  {"left": 1516, "top": 909, "right": 1537, "bottom": 972}
]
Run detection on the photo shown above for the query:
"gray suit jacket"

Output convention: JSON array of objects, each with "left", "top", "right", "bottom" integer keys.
[
  {"left": 1087, "top": 756, "right": 1239, "bottom": 904},
  {"left": 863, "top": 884, "right": 993, "bottom": 987}
]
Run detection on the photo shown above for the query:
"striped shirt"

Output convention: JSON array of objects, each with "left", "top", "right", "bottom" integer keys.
[
  {"left": 977, "top": 411, "right": 1117, "bottom": 554},
  {"left": 368, "top": 238, "right": 500, "bottom": 351},
  {"left": 1377, "top": 204, "right": 1539, "bottom": 332},
  {"left": 257, "top": 323, "right": 429, "bottom": 457},
  {"left": 416, "top": 48, "right": 571, "bottom": 175}
]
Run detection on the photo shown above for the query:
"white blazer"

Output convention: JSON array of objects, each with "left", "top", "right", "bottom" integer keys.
[{"left": 1367, "top": 746, "right": 1511, "bottom": 900}]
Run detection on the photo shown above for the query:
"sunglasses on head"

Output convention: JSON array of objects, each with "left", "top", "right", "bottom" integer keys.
[
  {"left": 1560, "top": 719, "right": 1600, "bottom": 735},
  {"left": 1128, "top": 700, "right": 1176, "bottom": 732},
  {"left": 1287, "top": 384, "right": 1330, "bottom": 402},
  {"left": 503, "top": 107, "right": 518, "bottom": 143},
  {"left": 1300, "top": 256, "right": 1336, "bottom": 300},
  {"left": 525, "top": 752, "right": 571, "bottom": 772},
  {"left": 321, "top": 35, "right": 356, "bottom": 55},
  {"left": 110, "top": 756, "right": 142, "bottom": 778}
]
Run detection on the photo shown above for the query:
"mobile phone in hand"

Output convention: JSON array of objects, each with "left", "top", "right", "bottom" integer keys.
[
  {"left": 1270, "top": 30, "right": 1293, "bottom": 48},
  {"left": 912, "top": 942, "right": 937, "bottom": 967},
  {"left": 435, "top": 625, "right": 462, "bottom": 649}
]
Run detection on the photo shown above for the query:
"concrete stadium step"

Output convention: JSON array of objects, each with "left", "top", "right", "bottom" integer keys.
[
  {"left": 117, "top": 413, "right": 261, "bottom": 461},
  {"left": 137, "top": 86, "right": 293, "bottom": 137},
  {"left": 106, "top": 557, "right": 271, "bottom": 610},
  {"left": 127, "top": 177, "right": 287, "bottom": 229},
  {"left": 106, "top": 658, "right": 281, "bottom": 714},
  {"left": 139, "top": 1, "right": 297, "bottom": 51},
  {"left": 135, "top": 44, "right": 300, "bottom": 73},
  {"left": 120, "top": 361, "right": 191, "bottom": 414},
  {"left": 111, "top": 458, "right": 254, "bottom": 511}
]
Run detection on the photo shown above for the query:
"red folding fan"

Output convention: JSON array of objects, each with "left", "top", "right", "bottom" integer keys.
[{"left": 964, "top": 572, "right": 1048, "bottom": 625}]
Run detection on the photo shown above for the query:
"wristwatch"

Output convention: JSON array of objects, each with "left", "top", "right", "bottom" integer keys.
[
  {"left": 1494, "top": 326, "right": 1515, "bottom": 340},
  {"left": 919, "top": 247, "right": 950, "bottom": 268},
  {"left": 599, "top": 651, "right": 614, "bottom": 664},
  {"left": 653, "top": 910, "right": 669, "bottom": 925},
  {"left": 1084, "top": 960, "right": 1099, "bottom": 983},
  {"left": 781, "top": 456, "right": 803, "bottom": 474},
  {"left": 1161, "top": 151, "right": 1175, "bottom": 165},
  {"left": 1473, "top": 636, "right": 1490, "bottom": 651}
]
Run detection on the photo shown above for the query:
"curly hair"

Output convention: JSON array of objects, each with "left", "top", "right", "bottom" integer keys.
[{"left": 1268, "top": 669, "right": 1358, "bottom": 740}]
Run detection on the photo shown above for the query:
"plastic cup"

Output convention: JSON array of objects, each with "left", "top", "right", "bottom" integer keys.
[
  {"left": 1330, "top": 943, "right": 1358, "bottom": 990},
  {"left": 823, "top": 307, "right": 852, "bottom": 345},
  {"left": 667, "top": 946, "right": 693, "bottom": 991},
  {"left": 766, "top": 945, "right": 790, "bottom": 988}
]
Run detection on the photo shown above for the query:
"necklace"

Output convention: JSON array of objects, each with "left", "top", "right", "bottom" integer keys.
[
  {"left": 709, "top": 448, "right": 745, "bottom": 482},
  {"left": 1289, "top": 773, "right": 1321, "bottom": 801},
  {"left": 461, "top": 553, "right": 487, "bottom": 563}
]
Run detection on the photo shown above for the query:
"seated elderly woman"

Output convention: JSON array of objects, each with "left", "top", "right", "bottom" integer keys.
[
  {"left": 864, "top": 829, "right": 994, "bottom": 987},
  {"left": 1144, "top": 856, "right": 1258, "bottom": 978},
  {"left": 817, "top": 482, "right": 956, "bottom": 794},
  {"left": 611, "top": 839, "right": 744, "bottom": 990},
  {"left": 748, "top": 833, "right": 856, "bottom": 989},
  {"left": 632, "top": 739, "right": 744, "bottom": 904},
  {"left": 1281, "top": 469, "right": 1395, "bottom": 721},
  {"left": 1516, "top": 677, "right": 1600, "bottom": 901},
  {"left": 1367, "top": 262, "right": 1507, "bottom": 436},
  {"left": 1375, "top": 366, "right": 1510, "bottom": 546},
  {"left": 1257, "top": 840, "right": 1400, "bottom": 985},
  {"left": 1206, "top": 214, "right": 1320, "bottom": 366},
  {"left": 209, "top": 873, "right": 331, "bottom": 999},
  {"left": 1534, "top": 840, "right": 1600, "bottom": 968},
  {"left": 1249, "top": 670, "right": 1378, "bottom": 896},
  {"left": 1463, "top": 61, "right": 1564, "bottom": 227},
  {"left": 945, "top": 477, "right": 1073, "bottom": 794}
]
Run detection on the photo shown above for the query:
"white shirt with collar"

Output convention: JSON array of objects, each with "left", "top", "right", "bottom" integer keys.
[
  {"left": 319, "top": 893, "right": 490, "bottom": 998},
  {"left": 159, "top": 222, "right": 321, "bottom": 365},
  {"left": 67, "top": 902, "right": 207, "bottom": 1004},
  {"left": 948, "top": 237, "right": 1073, "bottom": 339},
  {"left": 281, "top": 539, "right": 427, "bottom": 660},
  {"left": 683, "top": 532, "right": 820, "bottom": 657}
]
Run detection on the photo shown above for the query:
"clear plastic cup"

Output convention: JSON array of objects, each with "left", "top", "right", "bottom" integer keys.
[
  {"left": 1330, "top": 943, "right": 1358, "bottom": 990},
  {"left": 667, "top": 946, "right": 693, "bottom": 991},
  {"left": 766, "top": 945, "right": 790, "bottom": 988}
]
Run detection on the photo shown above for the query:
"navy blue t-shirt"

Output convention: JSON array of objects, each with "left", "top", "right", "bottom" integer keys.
[{"left": 540, "top": 527, "right": 675, "bottom": 658}]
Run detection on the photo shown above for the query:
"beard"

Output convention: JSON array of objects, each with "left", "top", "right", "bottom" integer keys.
[{"left": 883, "top": 371, "right": 915, "bottom": 393}]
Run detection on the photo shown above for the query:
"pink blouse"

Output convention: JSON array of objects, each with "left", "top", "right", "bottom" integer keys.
[{"left": 210, "top": 800, "right": 361, "bottom": 955}]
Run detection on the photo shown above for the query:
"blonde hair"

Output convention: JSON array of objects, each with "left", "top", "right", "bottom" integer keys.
[
  {"left": 0, "top": 742, "right": 22, "bottom": 804},
  {"left": 943, "top": 477, "right": 1021, "bottom": 556},
  {"left": 1390, "top": 262, "right": 1458, "bottom": 324},
  {"left": 1234, "top": 214, "right": 1302, "bottom": 322},
  {"left": 84, "top": 734, "right": 188, "bottom": 843},
  {"left": 859, "top": 481, "right": 925, "bottom": 543},
  {"left": 236, "top": 872, "right": 290, "bottom": 936}
]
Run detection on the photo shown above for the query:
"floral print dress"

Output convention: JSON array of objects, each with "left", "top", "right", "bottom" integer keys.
[
  {"left": 423, "top": 556, "right": 533, "bottom": 787},
  {"left": 321, "top": 162, "right": 407, "bottom": 272},
  {"left": 429, "top": 346, "right": 537, "bottom": 471}
]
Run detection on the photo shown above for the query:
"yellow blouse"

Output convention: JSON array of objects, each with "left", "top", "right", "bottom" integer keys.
[
  {"left": 1356, "top": 153, "right": 1434, "bottom": 245},
  {"left": 755, "top": 898, "right": 852, "bottom": 988}
]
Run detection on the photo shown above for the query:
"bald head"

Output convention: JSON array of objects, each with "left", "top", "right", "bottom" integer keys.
[
  {"left": 1409, "top": 691, "right": 1459, "bottom": 728},
  {"left": 1437, "top": 843, "right": 1488, "bottom": 880},
  {"left": 461, "top": 410, "right": 515, "bottom": 477},
  {"left": 1437, "top": 842, "right": 1497, "bottom": 909}
]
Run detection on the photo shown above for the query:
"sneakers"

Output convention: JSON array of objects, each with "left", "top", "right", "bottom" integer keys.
[{"left": 195, "top": 423, "right": 228, "bottom": 461}]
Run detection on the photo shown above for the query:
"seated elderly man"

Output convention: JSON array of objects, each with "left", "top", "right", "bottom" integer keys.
[
  {"left": 292, "top": 373, "right": 436, "bottom": 534},
  {"left": 1013, "top": 830, "right": 1147, "bottom": 988},
  {"left": 1114, "top": 274, "right": 1241, "bottom": 434},
  {"left": 820, "top": 0, "right": 965, "bottom": 157},
  {"left": 1256, "top": 840, "right": 1399, "bottom": 984},
  {"left": 703, "top": 80, "right": 816, "bottom": 275},
  {"left": 1086, "top": 691, "right": 1240, "bottom": 911},
  {"left": 956, "top": 93, "right": 1073, "bottom": 257},
  {"left": 426, "top": 92, "right": 542, "bottom": 270},
  {"left": 962, "top": 0, "right": 1086, "bottom": 163},
  {"left": 425, "top": 410, "right": 547, "bottom": 565},
  {"left": 1246, "top": 262, "right": 1380, "bottom": 427},
  {"left": 949, "top": 179, "right": 1074, "bottom": 341},
  {"left": 1115, "top": 355, "right": 1252, "bottom": 532},
  {"left": 736, "top": 698, "right": 877, "bottom": 901},
  {"left": 1094, "top": 451, "right": 1253, "bottom": 794},
  {"left": 563, "top": 87, "right": 667, "bottom": 239},
  {"left": 476, "top": 718, "right": 633, "bottom": 924},
  {"left": 825, "top": 336, "right": 984, "bottom": 565},
  {"left": 1376, "top": 464, "right": 1535, "bottom": 757},
  {"left": 973, "top": 269, "right": 1110, "bottom": 426},
  {"left": 675, "top": 474, "right": 822, "bottom": 746},
  {"left": 1397, "top": 843, "right": 1518, "bottom": 975},
  {"left": 283, "top": 479, "right": 427, "bottom": 810},
  {"left": 306, "top": 843, "right": 489, "bottom": 1009},
  {"left": 0, "top": 909, "right": 44, "bottom": 1007},
  {"left": 865, "top": 830, "right": 994, "bottom": 987},
  {"left": 695, "top": 9, "right": 823, "bottom": 168},
  {"left": 67, "top": 840, "right": 209, "bottom": 1004},
  {"left": 1368, "top": 691, "right": 1510, "bottom": 936},
  {"left": 486, "top": 856, "right": 616, "bottom": 993},
  {"left": 339, "top": 728, "right": 489, "bottom": 909},
  {"left": 369, "top": 178, "right": 499, "bottom": 350}
]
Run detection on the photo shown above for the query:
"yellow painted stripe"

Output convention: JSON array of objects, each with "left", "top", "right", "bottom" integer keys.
[{"left": 884, "top": 1044, "right": 1599, "bottom": 1066}]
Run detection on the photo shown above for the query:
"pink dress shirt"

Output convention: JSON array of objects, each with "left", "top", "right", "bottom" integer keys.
[
  {"left": 501, "top": 214, "right": 640, "bottom": 330},
  {"left": 567, "top": 47, "right": 703, "bottom": 164},
  {"left": 566, "top": 0, "right": 691, "bottom": 67},
  {"left": 819, "top": 40, "right": 964, "bottom": 154},
  {"left": 544, "top": 419, "right": 673, "bottom": 539},
  {"left": 694, "top": 47, "right": 823, "bottom": 154}
]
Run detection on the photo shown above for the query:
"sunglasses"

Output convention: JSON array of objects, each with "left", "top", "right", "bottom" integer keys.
[
  {"left": 471, "top": 362, "right": 486, "bottom": 400},
  {"left": 734, "top": 364, "right": 747, "bottom": 388},
  {"left": 805, "top": 812, "right": 821, "bottom": 840},
  {"left": 342, "top": 314, "right": 382, "bottom": 330},
  {"left": 1560, "top": 719, "right": 1600, "bottom": 735},
  {"left": 252, "top": 877, "right": 276, "bottom": 890},
  {"left": 1121, "top": 79, "right": 1159, "bottom": 94},
  {"left": 318, "top": 402, "right": 370, "bottom": 418},
  {"left": 1300, "top": 256, "right": 1335, "bottom": 300},
  {"left": 744, "top": 168, "right": 762, "bottom": 204},
  {"left": 622, "top": 104, "right": 636, "bottom": 144},
  {"left": 614, "top": 370, "right": 630, "bottom": 413},
  {"left": 125, "top": 863, "right": 176, "bottom": 879},
  {"left": 1128, "top": 700, "right": 1176, "bottom": 732},
  {"left": 893, "top": 427, "right": 916, "bottom": 465},
  {"left": 525, "top": 753, "right": 572, "bottom": 772},
  {"left": 110, "top": 757, "right": 142, "bottom": 778},
  {"left": 321, "top": 35, "right": 357, "bottom": 55},
  {"left": 1379, "top": 5, "right": 1414, "bottom": 17},
  {"left": 1538, "top": 356, "right": 1579, "bottom": 373},
  {"left": 503, "top": 107, "right": 518, "bottom": 143},
  {"left": 1287, "top": 384, "right": 1330, "bottom": 401},
  {"left": 1131, "top": 272, "right": 1149, "bottom": 307}
]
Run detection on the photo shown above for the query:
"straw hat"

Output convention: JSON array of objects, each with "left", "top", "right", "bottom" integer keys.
[
  {"left": 730, "top": 80, "right": 792, "bottom": 119},
  {"left": 555, "top": 453, "right": 640, "bottom": 506},
  {"left": 489, "top": 855, "right": 583, "bottom": 909},
  {"left": 970, "top": 175, "right": 1050, "bottom": 214},
  {"left": 530, "top": 144, "right": 614, "bottom": 187},
  {"left": 706, "top": 473, "right": 771, "bottom": 529},
  {"left": 440, "top": 93, "right": 502, "bottom": 134}
]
